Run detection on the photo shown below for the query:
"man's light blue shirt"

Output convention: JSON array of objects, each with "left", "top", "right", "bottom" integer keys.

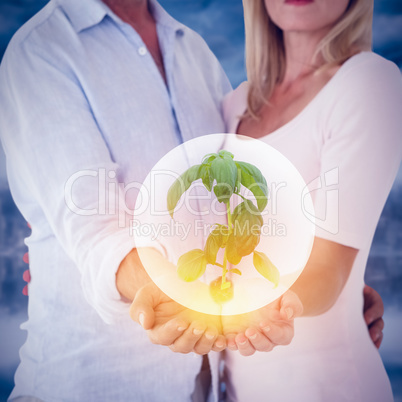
[{"left": 0, "top": 0, "right": 231, "bottom": 400}]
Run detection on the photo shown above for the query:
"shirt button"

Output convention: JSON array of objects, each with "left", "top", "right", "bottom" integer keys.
[{"left": 138, "top": 46, "right": 147, "bottom": 56}]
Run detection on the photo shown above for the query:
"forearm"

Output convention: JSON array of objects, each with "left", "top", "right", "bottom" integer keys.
[
  {"left": 290, "top": 263, "right": 346, "bottom": 316},
  {"left": 290, "top": 237, "right": 358, "bottom": 317}
]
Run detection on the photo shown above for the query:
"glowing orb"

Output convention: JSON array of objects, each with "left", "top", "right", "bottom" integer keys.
[{"left": 134, "top": 133, "right": 315, "bottom": 315}]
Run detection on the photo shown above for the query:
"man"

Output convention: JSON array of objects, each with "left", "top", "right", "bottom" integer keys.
[
  {"left": 0, "top": 0, "right": 233, "bottom": 400},
  {"left": 0, "top": 0, "right": 385, "bottom": 400}
]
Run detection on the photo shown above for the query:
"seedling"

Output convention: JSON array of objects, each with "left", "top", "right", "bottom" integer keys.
[{"left": 167, "top": 150, "right": 280, "bottom": 304}]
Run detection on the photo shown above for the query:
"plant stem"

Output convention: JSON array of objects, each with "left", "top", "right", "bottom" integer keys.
[
  {"left": 221, "top": 248, "right": 228, "bottom": 289},
  {"left": 221, "top": 201, "right": 232, "bottom": 289},
  {"left": 226, "top": 201, "right": 233, "bottom": 229},
  {"left": 234, "top": 192, "right": 247, "bottom": 201}
]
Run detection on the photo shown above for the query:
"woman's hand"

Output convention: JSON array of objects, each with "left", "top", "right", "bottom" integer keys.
[{"left": 221, "top": 289, "right": 303, "bottom": 356}]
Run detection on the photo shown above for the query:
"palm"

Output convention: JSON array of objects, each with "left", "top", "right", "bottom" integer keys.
[
  {"left": 153, "top": 297, "right": 188, "bottom": 328},
  {"left": 153, "top": 292, "right": 221, "bottom": 332},
  {"left": 221, "top": 300, "right": 280, "bottom": 337},
  {"left": 140, "top": 284, "right": 223, "bottom": 352},
  {"left": 219, "top": 290, "right": 302, "bottom": 354}
]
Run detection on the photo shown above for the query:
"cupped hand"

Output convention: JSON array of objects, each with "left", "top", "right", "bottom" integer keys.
[
  {"left": 222, "top": 289, "right": 303, "bottom": 356},
  {"left": 130, "top": 281, "right": 226, "bottom": 355}
]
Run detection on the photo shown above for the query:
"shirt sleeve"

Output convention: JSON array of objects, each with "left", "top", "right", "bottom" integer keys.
[
  {"left": 0, "top": 39, "right": 161, "bottom": 324},
  {"left": 313, "top": 55, "right": 402, "bottom": 249}
]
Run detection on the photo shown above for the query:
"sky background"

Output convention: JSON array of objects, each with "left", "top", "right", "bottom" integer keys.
[{"left": 0, "top": 0, "right": 401, "bottom": 400}]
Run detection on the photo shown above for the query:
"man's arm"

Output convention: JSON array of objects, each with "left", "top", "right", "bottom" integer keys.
[
  {"left": 0, "top": 39, "right": 136, "bottom": 324},
  {"left": 116, "top": 248, "right": 152, "bottom": 303}
]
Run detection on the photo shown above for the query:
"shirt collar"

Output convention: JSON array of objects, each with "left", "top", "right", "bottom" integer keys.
[{"left": 58, "top": 0, "right": 185, "bottom": 34}]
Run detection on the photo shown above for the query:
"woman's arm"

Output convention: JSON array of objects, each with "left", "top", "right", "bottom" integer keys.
[
  {"left": 221, "top": 237, "right": 356, "bottom": 356},
  {"left": 290, "top": 237, "right": 358, "bottom": 316}
]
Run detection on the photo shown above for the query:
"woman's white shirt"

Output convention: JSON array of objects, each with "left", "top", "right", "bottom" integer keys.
[{"left": 222, "top": 52, "right": 402, "bottom": 402}]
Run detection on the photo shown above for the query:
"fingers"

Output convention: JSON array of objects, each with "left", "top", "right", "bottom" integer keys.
[
  {"left": 363, "top": 285, "right": 384, "bottom": 326},
  {"left": 212, "top": 334, "right": 226, "bottom": 352},
  {"left": 363, "top": 286, "right": 385, "bottom": 349},
  {"left": 245, "top": 328, "right": 274, "bottom": 352},
  {"left": 23, "top": 269, "right": 31, "bottom": 282},
  {"left": 193, "top": 326, "right": 219, "bottom": 355},
  {"left": 226, "top": 325, "right": 287, "bottom": 356},
  {"left": 279, "top": 290, "right": 303, "bottom": 320},
  {"left": 258, "top": 319, "right": 294, "bottom": 346},
  {"left": 169, "top": 321, "right": 207, "bottom": 354},
  {"left": 226, "top": 333, "right": 238, "bottom": 352},
  {"left": 23, "top": 253, "right": 29, "bottom": 265},
  {"left": 167, "top": 322, "right": 224, "bottom": 354},
  {"left": 374, "top": 332, "right": 384, "bottom": 349},
  {"left": 148, "top": 318, "right": 189, "bottom": 346},
  {"left": 22, "top": 269, "right": 31, "bottom": 296},
  {"left": 234, "top": 333, "right": 255, "bottom": 356},
  {"left": 368, "top": 317, "right": 384, "bottom": 349},
  {"left": 130, "top": 283, "right": 160, "bottom": 330}
]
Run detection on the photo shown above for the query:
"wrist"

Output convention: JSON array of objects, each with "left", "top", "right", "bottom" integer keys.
[{"left": 116, "top": 248, "right": 152, "bottom": 301}]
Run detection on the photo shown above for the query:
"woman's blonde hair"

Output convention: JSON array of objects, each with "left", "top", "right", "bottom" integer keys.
[{"left": 243, "top": 0, "right": 374, "bottom": 118}]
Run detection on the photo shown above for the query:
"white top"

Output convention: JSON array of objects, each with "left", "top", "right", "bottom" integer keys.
[
  {"left": 0, "top": 0, "right": 231, "bottom": 400},
  {"left": 222, "top": 52, "right": 402, "bottom": 402}
]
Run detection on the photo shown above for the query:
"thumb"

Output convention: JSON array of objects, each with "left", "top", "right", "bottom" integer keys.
[
  {"left": 279, "top": 290, "right": 303, "bottom": 320},
  {"left": 130, "top": 282, "right": 159, "bottom": 330}
]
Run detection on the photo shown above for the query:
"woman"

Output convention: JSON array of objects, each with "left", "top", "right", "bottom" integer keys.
[{"left": 222, "top": 0, "right": 401, "bottom": 400}]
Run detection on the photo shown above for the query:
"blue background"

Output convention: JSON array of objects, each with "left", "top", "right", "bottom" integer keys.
[{"left": 0, "top": 0, "right": 401, "bottom": 400}]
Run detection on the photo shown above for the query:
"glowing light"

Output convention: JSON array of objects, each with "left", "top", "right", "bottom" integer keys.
[{"left": 134, "top": 134, "right": 315, "bottom": 315}]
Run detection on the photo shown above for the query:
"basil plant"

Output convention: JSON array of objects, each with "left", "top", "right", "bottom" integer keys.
[{"left": 167, "top": 150, "right": 279, "bottom": 303}]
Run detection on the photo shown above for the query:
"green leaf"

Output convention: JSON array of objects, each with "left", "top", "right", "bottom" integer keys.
[
  {"left": 237, "top": 233, "right": 260, "bottom": 257},
  {"left": 230, "top": 268, "right": 242, "bottom": 275},
  {"left": 216, "top": 224, "right": 230, "bottom": 247},
  {"left": 232, "top": 199, "right": 263, "bottom": 226},
  {"left": 232, "top": 200, "right": 263, "bottom": 256},
  {"left": 235, "top": 161, "right": 268, "bottom": 212},
  {"left": 204, "top": 225, "right": 230, "bottom": 264},
  {"left": 204, "top": 230, "right": 222, "bottom": 264},
  {"left": 167, "top": 164, "right": 201, "bottom": 218},
  {"left": 210, "top": 156, "right": 238, "bottom": 203},
  {"left": 226, "top": 234, "right": 242, "bottom": 265},
  {"left": 218, "top": 150, "right": 234, "bottom": 160},
  {"left": 198, "top": 164, "right": 214, "bottom": 192},
  {"left": 177, "top": 249, "right": 207, "bottom": 282},
  {"left": 202, "top": 153, "right": 218, "bottom": 165},
  {"left": 253, "top": 251, "right": 280, "bottom": 287}
]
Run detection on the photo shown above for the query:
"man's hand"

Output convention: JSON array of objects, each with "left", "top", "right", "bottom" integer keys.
[
  {"left": 363, "top": 285, "right": 384, "bottom": 349},
  {"left": 22, "top": 222, "right": 31, "bottom": 296},
  {"left": 130, "top": 281, "right": 226, "bottom": 355},
  {"left": 22, "top": 251, "right": 30, "bottom": 296},
  {"left": 120, "top": 247, "right": 225, "bottom": 354},
  {"left": 221, "top": 290, "right": 303, "bottom": 356}
]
